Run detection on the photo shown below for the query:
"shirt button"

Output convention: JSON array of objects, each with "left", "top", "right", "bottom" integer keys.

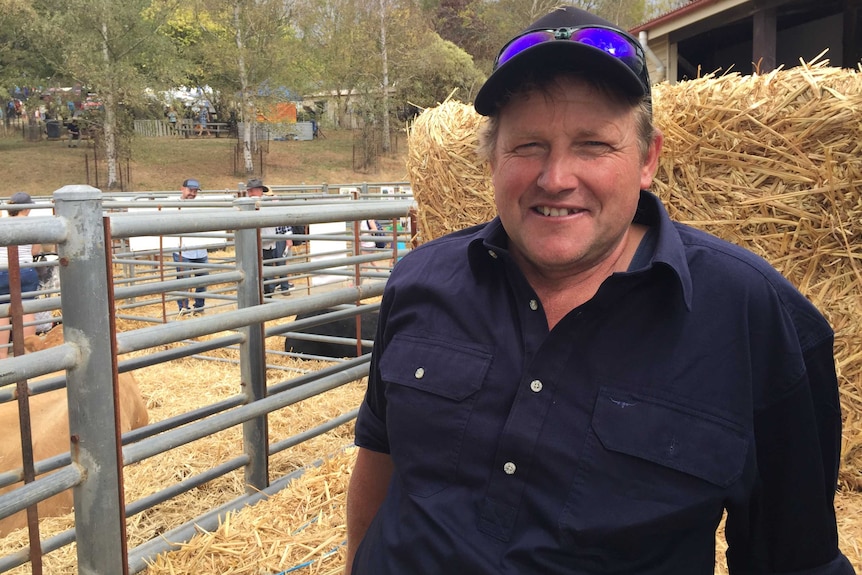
[
  {"left": 530, "top": 380, "right": 543, "bottom": 393},
  {"left": 503, "top": 461, "right": 516, "bottom": 475},
  {"left": 529, "top": 299, "right": 538, "bottom": 311},
  {"left": 487, "top": 250, "right": 498, "bottom": 259},
  {"left": 414, "top": 367, "right": 425, "bottom": 379}
]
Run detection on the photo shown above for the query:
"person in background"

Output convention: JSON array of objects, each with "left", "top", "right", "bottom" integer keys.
[
  {"left": 173, "top": 178, "right": 208, "bottom": 316},
  {"left": 246, "top": 178, "right": 289, "bottom": 297},
  {"left": 167, "top": 107, "right": 178, "bottom": 135},
  {"left": 359, "top": 218, "right": 383, "bottom": 270},
  {"left": 274, "top": 224, "right": 295, "bottom": 293},
  {"left": 0, "top": 192, "right": 42, "bottom": 358},
  {"left": 67, "top": 118, "right": 80, "bottom": 147},
  {"left": 196, "top": 106, "right": 210, "bottom": 137},
  {"left": 345, "top": 6, "right": 854, "bottom": 575}
]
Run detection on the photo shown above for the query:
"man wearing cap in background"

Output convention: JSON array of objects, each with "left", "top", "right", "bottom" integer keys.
[
  {"left": 247, "top": 178, "right": 292, "bottom": 296},
  {"left": 0, "top": 193, "right": 41, "bottom": 358},
  {"left": 173, "top": 179, "right": 208, "bottom": 317},
  {"left": 345, "top": 6, "right": 853, "bottom": 575}
]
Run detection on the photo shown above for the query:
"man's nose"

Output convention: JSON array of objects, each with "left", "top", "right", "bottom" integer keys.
[{"left": 536, "top": 148, "right": 580, "bottom": 193}]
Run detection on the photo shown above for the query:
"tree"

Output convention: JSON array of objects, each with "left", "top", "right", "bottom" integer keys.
[
  {"left": 393, "top": 31, "right": 485, "bottom": 107},
  {"left": 188, "top": 0, "right": 299, "bottom": 175},
  {"left": 0, "top": 0, "right": 54, "bottom": 105},
  {"left": 379, "top": 0, "right": 392, "bottom": 152},
  {"left": 25, "top": 0, "right": 184, "bottom": 189},
  {"left": 644, "top": 0, "right": 689, "bottom": 20},
  {"left": 424, "top": 0, "right": 652, "bottom": 73},
  {"left": 292, "top": 0, "right": 381, "bottom": 129}
]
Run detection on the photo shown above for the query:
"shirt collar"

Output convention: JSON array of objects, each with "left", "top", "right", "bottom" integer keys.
[{"left": 467, "top": 191, "right": 693, "bottom": 309}]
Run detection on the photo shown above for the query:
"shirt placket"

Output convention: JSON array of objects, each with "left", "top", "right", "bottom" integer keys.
[{"left": 478, "top": 294, "right": 571, "bottom": 542}]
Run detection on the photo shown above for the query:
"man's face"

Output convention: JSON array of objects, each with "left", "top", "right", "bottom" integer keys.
[
  {"left": 181, "top": 186, "right": 198, "bottom": 200},
  {"left": 248, "top": 187, "right": 264, "bottom": 197},
  {"left": 490, "top": 76, "right": 661, "bottom": 281}
]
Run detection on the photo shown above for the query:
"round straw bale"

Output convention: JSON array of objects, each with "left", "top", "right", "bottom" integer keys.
[{"left": 406, "top": 100, "right": 494, "bottom": 243}]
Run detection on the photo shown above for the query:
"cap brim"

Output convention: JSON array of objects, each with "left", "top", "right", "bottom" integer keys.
[{"left": 474, "top": 42, "right": 646, "bottom": 116}]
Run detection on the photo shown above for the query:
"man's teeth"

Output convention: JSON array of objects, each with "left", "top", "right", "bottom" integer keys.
[{"left": 538, "top": 206, "right": 572, "bottom": 217}]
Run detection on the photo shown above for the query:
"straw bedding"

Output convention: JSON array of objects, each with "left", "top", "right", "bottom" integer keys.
[{"left": 0, "top": 288, "right": 366, "bottom": 574}]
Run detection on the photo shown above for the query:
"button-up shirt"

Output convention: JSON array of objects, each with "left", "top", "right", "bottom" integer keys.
[{"left": 353, "top": 191, "right": 853, "bottom": 574}]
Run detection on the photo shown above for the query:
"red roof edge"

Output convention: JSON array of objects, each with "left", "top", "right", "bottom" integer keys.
[{"left": 630, "top": 0, "right": 724, "bottom": 34}]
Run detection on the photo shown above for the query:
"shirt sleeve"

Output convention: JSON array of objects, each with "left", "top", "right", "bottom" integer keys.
[
  {"left": 354, "top": 292, "right": 393, "bottom": 455},
  {"left": 725, "top": 334, "right": 855, "bottom": 574}
]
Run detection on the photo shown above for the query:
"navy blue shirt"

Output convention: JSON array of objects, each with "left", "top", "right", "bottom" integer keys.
[{"left": 353, "top": 191, "right": 853, "bottom": 574}]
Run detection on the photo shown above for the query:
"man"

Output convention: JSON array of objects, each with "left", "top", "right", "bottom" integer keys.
[
  {"left": 173, "top": 178, "right": 208, "bottom": 316},
  {"left": 274, "top": 224, "right": 295, "bottom": 293},
  {"left": 345, "top": 6, "right": 854, "bottom": 575},
  {"left": 246, "top": 178, "right": 292, "bottom": 296},
  {"left": 196, "top": 106, "right": 210, "bottom": 137},
  {"left": 67, "top": 118, "right": 80, "bottom": 147}
]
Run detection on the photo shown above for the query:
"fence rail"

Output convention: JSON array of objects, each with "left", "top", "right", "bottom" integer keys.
[{"left": 0, "top": 184, "right": 415, "bottom": 573}]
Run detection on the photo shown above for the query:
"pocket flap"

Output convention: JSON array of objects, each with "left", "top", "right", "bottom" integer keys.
[
  {"left": 380, "top": 334, "right": 492, "bottom": 401},
  {"left": 592, "top": 388, "right": 748, "bottom": 487}
]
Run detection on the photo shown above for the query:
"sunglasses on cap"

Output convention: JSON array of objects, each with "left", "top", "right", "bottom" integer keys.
[{"left": 494, "top": 25, "right": 647, "bottom": 85}]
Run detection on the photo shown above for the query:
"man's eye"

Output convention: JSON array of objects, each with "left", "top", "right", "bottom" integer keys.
[
  {"left": 514, "top": 142, "right": 540, "bottom": 152},
  {"left": 580, "top": 141, "right": 613, "bottom": 154}
]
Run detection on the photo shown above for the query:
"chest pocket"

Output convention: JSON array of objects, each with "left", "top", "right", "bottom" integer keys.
[
  {"left": 381, "top": 333, "right": 492, "bottom": 497},
  {"left": 560, "top": 387, "right": 748, "bottom": 550}
]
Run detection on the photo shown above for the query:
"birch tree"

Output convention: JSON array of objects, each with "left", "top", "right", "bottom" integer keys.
[
  {"left": 192, "top": 0, "right": 297, "bottom": 174},
  {"left": 292, "top": 0, "right": 380, "bottom": 128},
  {"left": 29, "top": 0, "right": 182, "bottom": 189},
  {"left": 379, "top": 0, "right": 392, "bottom": 152}
]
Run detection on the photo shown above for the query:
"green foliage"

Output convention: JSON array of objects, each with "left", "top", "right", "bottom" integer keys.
[
  {"left": 423, "top": 0, "right": 652, "bottom": 73},
  {"left": 394, "top": 31, "right": 485, "bottom": 107},
  {"left": 29, "top": 0, "right": 185, "bottom": 98},
  {"left": 0, "top": 0, "right": 58, "bottom": 100},
  {"left": 0, "top": 0, "right": 663, "bottom": 142}
]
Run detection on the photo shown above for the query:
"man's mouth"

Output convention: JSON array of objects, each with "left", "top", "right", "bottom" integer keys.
[{"left": 536, "top": 206, "right": 579, "bottom": 217}]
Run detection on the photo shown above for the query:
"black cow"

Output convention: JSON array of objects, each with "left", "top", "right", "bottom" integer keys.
[{"left": 284, "top": 307, "right": 378, "bottom": 359}]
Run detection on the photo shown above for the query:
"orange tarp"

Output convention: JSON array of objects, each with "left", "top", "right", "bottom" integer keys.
[{"left": 256, "top": 102, "right": 296, "bottom": 123}]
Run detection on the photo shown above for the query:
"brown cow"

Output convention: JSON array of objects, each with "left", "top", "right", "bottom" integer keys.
[
  {"left": 22, "top": 324, "right": 65, "bottom": 354},
  {"left": 0, "top": 332, "right": 148, "bottom": 535}
]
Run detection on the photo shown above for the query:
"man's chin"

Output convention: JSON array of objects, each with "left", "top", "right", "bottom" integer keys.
[{"left": 517, "top": 244, "right": 591, "bottom": 273}]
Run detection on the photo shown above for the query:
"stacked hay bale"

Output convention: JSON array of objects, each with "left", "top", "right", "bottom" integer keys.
[
  {"left": 407, "top": 100, "right": 494, "bottom": 241},
  {"left": 406, "top": 63, "right": 862, "bottom": 488}
]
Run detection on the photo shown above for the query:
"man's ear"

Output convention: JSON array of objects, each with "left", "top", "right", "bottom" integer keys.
[{"left": 640, "top": 129, "right": 664, "bottom": 191}]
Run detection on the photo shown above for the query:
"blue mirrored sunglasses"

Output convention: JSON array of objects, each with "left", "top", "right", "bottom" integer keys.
[{"left": 495, "top": 25, "right": 647, "bottom": 83}]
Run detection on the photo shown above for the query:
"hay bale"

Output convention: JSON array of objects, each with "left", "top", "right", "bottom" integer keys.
[
  {"left": 406, "top": 100, "right": 494, "bottom": 243},
  {"left": 405, "top": 63, "right": 862, "bottom": 487}
]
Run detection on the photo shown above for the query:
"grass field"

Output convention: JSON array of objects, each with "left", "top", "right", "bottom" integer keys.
[{"left": 0, "top": 126, "right": 411, "bottom": 196}]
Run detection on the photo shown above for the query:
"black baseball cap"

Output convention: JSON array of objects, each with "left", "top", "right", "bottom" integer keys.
[
  {"left": 183, "top": 178, "right": 201, "bottom": 190},
  {"left": 474, "top": 6, "right": 650, "bottom": 116}
]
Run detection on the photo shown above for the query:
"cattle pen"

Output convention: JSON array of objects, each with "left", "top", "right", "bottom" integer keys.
[{"left": 0, "top": 183, "right": 414, "bottom": 573}]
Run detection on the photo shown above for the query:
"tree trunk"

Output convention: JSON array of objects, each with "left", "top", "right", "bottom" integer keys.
[
  {"left": 234, "top": 2, "right": 255, "bottom": 175},
  {"left": 380, "top": 0, "right": 391, "bottom": 153},
  {"left": 102, "top": 21, "right": 119, "bottom": 189}
]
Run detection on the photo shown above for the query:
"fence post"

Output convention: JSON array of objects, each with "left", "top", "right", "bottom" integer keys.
[
  {"left": 53, "top": 185, "right": 128, "bottom": 575},
  {"left": 233, "top": 198, "right": 269, "bottom": 492}
]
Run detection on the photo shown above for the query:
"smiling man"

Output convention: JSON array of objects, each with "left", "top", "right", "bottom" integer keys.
[{"left": 345, "top": 6, "right": 854, "bottom": 575}]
